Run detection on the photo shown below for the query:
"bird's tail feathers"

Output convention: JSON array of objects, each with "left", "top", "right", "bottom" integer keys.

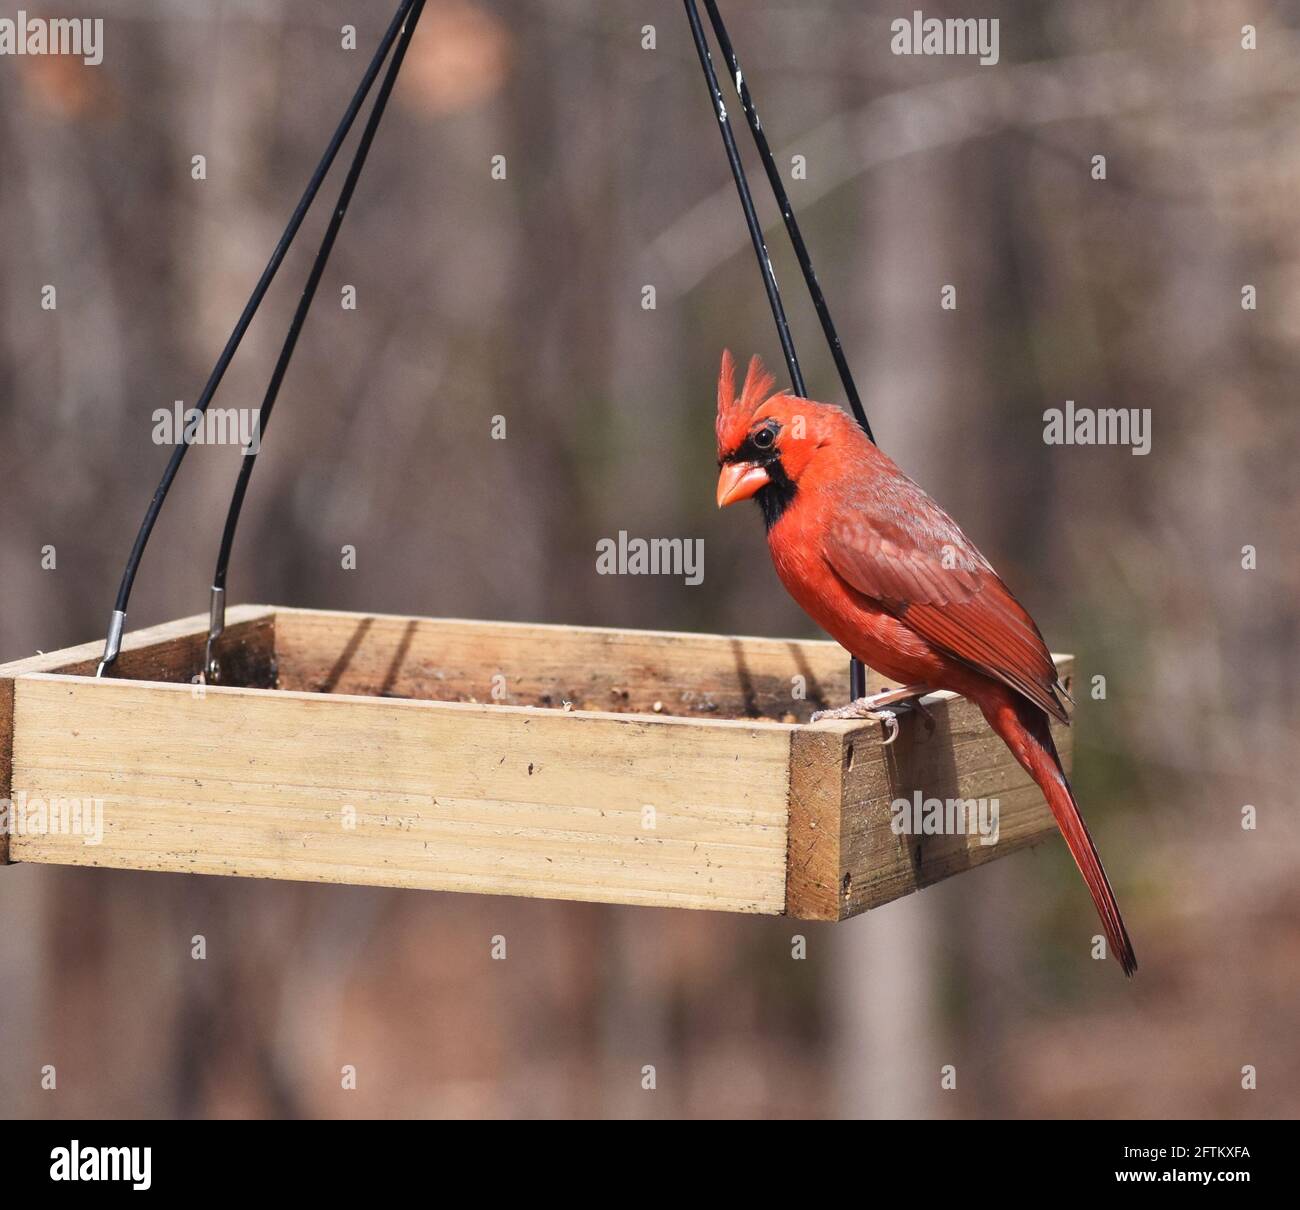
[{"left": 984, "top": 692, "right": 1137, "bottom": 977}]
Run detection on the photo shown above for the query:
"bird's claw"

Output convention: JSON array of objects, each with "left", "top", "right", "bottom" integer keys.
[
  {"left": 874, "top": 708, "right": 901, "bottom": 745},
  {"left": 810, "top": 703, "right": 901, "bottom": 742},
  {"left": 810, "top": 685, "right": 932, "bottom": 745}
]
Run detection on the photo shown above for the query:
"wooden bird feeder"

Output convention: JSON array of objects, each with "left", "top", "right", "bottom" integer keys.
[
  {"left": 0, "top": 606, "right": 1070, "bottom": 919},
  {"left": 0, "top": 10, "right": 1075, "bottom": 920}
]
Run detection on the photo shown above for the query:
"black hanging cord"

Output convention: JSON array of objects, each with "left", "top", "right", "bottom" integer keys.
[
  {"left": 95, "top": 0, "right": 418, "bottom": 676},
  {"left": 701, "top": 0, "right": 873, "bottom": 443},
  {"left": 682, "top": 0, "right": 870, "bottom": 699},
  {"left": 203, "top": 0, "right": 427, "bottom": 679},
  {"left": 682, "top": 0, "right": 805, "bottom": 396}
]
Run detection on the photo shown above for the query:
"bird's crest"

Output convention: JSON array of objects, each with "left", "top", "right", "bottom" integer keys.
[{"left": 716, "top": 350, "right": 778, "bottom": 459}]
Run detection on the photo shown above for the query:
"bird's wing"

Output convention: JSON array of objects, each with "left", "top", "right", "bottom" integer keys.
[{"left": 823, "top": 476, "right": 1069, "bottom": 723}]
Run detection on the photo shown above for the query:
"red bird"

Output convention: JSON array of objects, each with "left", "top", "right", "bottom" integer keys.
[{"left": 714, "top": 351, "right": 1136, "bottom": 976}]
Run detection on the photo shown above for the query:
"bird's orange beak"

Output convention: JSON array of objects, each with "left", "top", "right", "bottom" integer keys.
[{"left": 716, "top": 461, "right": 771, "bottom": 508}]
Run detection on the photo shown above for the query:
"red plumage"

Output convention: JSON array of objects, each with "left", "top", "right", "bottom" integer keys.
[
  {"left": 716, "top": 349, "right": 780, "bottom": 458},
  {"left": 715, "top": 351, "right": 1136, "bottom": 976}
]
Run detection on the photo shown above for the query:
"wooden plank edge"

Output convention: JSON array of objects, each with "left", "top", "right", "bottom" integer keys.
[
  {"left": 274, "top": 603, "right": 852, "bottom": 660},
  {"left": 785, "top": 726, "right": 847, "bottom": 920},
  {"left": 786, "top": 655, "right": 1074, "bottom": 921},
  {"left": 1, "top": 605, "right": 279, "bottom": 866},
  {"left": 12, "top": 670, "right": 800, "bottom": 733},
  {"left": 10, "top": 670, "right": 790, "bottom": 912},
  {"left": 274, "top": 604, "right": 1072, "bottom": 679},
  {"left": 0, "top": 604, "right": 277, "bottom": 680}
]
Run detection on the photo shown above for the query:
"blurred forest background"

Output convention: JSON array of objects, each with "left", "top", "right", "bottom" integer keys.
[{"left": 1, "top": 0, "right": 1297, "bottom": 1119}]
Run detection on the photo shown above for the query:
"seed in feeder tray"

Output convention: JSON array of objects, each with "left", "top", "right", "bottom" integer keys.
[{"left": 652, "top": 701, "right": 664, "bottom": 713}]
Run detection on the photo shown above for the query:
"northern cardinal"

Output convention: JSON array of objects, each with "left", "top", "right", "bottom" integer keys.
[{"left": 715, "top": 351, "right": 1136, "bottom": 976}]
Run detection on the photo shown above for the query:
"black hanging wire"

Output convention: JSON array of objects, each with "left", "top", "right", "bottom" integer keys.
[
  {"left": 682, "top": 0, "right": 805, "bottom": 396},
  {"left": 701, "top": 0, "right": 873, "bottom": 442},
  {"left": 97, "top": 0, "right": 868, "bottom": 699},
  {"left": 95, "top": 0, "right": 419, "bottom": 676},
  {"left": 203, "top": 0, "right": 427, "bottom": 680},
  {"left": 682, "top": 0, "right": 872, "bottom": 699}
]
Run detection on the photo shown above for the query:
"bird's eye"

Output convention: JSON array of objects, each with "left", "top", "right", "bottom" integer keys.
[{"left": 752, "top": 425, "right": 776, "bottom": 451}]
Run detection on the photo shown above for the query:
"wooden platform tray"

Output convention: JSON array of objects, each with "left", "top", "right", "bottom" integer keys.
[{"left": 0, "top": 606, "right": 1070, "bottom": 919}]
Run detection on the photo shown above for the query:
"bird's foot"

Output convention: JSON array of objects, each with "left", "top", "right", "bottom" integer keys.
[{"left": 811, "top": 684, "right": 932, "bottom": 745}]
